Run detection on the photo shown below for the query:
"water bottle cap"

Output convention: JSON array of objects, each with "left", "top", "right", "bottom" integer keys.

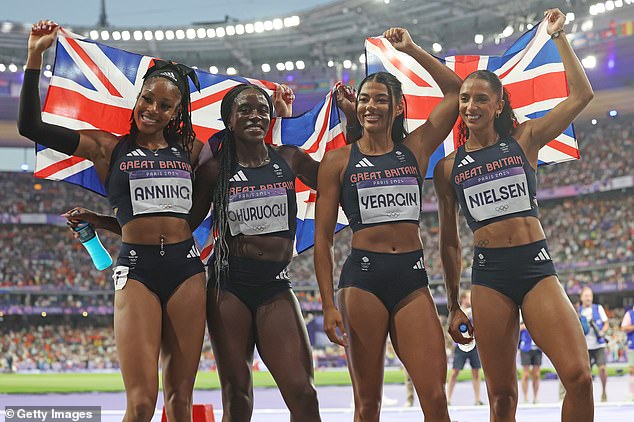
[{"left": 459, "top": 323, "right": 468, "bottom": 333}]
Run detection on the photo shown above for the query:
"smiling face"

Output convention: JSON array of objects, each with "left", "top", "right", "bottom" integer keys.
[
  {"left": 459, "top": 77, "right": 505, "bottom": 132},
  {"left": 356, "top": 80, "right": 403, "bottom": 134},
  {"left": 228, "top": 88, "right": 271, "bottom": 143},
  {"left": 133, "top": 77, "right": 182, "bottom": 136}
]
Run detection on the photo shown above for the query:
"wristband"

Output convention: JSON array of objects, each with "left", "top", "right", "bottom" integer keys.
[{"left": 551, "top": 29, "right": 564, "bottom": 40}]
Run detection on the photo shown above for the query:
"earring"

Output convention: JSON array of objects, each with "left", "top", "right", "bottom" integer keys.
[{"left": 495, "top": 111, "right": 501, "bottom": 119}]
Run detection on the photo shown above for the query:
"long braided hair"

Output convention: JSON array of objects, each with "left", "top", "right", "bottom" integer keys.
[
  {"left": 457, "top": 70, "right": 518, "bottom": 146},
  {"left": 128, "top": 61, "right": 199, "bottom": 153},
  {"left": 212, "top": 84, "right": 274, "bottom": 285},
  {"left": 356, "top": 72, "right": 408, "bottom": 143}
]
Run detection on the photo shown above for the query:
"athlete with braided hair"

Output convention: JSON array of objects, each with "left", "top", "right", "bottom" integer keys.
[
  {"left": 19, "top": 20, "right": 206, "bottom": 421},
  {"left": 190, "top": 84, "right": 321, "bottom": 421}
]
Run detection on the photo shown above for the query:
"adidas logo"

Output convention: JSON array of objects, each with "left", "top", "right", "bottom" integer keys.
[
  {"left": 534, "top": 248, "right": 551, "bottom": 262},
  {"left": 160, "top": 70, "right": 177, "bottom": 81},
  {"left": 457, "top": 154, "right": 475, "bottom": 168},
  {"left": 275, "top": 268, "right": 290, "bottom": 280},
  {"left": 126, "top": 149, "right": 147, "bottom": 157},
  {"left": 355, "top": 158, "right": 374, "bottom": 168},
  {"left": 229, "top": 170, "right": 248, "bottom": 182},
  {"left": 186, "top": 245, "right": 200, "bottom": 259},
  {"left": 412, "top": 257, "right": 425, "bottom": 270}
]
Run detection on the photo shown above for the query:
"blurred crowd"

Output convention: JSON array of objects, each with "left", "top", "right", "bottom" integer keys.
[
  {"left": 2, "top": 309, "right": 630, "bottom": 373},
  {"left": 0, "top": 319, "right": 118, "bottom": 372}
]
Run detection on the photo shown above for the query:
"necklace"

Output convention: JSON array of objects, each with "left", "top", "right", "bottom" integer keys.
[
  {"left": 146, "top": 144, "right": 167, "bottom": 156},
  {"left": 464, "top": 134, "right": 500, "bottom": 152},
  {"left": 238, "top": 149, "right": 270, "bottom": 168}
]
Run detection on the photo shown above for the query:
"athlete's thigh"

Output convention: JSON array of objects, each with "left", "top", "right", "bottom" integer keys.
[
  {"left": 471, "top": 284, "right": 520, "bottom": 389},
  {"left": 114, "top": 279, "right": 162, "bottom": 390},
  {"left": 161, "top": 273, "right": 206, "bottom": 389},
  {"left": 254, "top": 290, "right": 315, "bottom": 391},
  {"left": 206, "top": 287, "right": 256, "bottom": 383},
  {"left": 389, "top": 288, "right": 447, "bottom": 385},
  {"left": 338, "top": 287, "right": 390, "bottom": 393},
  {"left": 521, "top": 277, "right": 589, "bottom": 375}
]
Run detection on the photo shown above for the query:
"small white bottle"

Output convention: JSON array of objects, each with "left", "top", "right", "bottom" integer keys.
[{"left": 457, "top": 323, "right": 476, "bottom": 352}]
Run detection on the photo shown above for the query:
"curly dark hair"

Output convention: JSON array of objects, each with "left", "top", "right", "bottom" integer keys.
[{"left": 457, "top": 70, "right": 518, "bottom": 146}]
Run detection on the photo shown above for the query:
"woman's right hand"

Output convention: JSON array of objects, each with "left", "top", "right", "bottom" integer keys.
[
  {"left": 62, "top": 207, "right": 104, "bottom": 233},
  {"left": 29, "top": 20, "right": 59, "bottom": 56},
  {"left": 448, "top": 308, "right": 474, "bottom": 345},
  {"left": 323, "top": 307, "right": 348, "bottom": 347},
  {"left": 336, "top": 85, "right": 356, "bottom": 122}
]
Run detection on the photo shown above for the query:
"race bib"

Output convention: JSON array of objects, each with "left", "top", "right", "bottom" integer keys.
[
  {"left": 463, "top": 167, "right": 530, "bottom": 221},
  {"left": 129, "top": 169, "right": 192, "bottom": 215},
  {"left": 228, "top": 188, "right": 289, "bottom": 236},
  {"left": 357, "top": 177, "right": 420, "bottom": 224}
]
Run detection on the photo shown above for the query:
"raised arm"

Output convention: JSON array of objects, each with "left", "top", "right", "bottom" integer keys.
[
  {"left": 516, "top": 9, "right": 594, "bottom": 159},
  {"left": 384, "top": 28, "right": 462, "bottom": 159},
  {"left": 18, "top": 20, "right": 118, "bottom": 180},
  {"left": 433, "top": 156, "right": 472, "bottom": 344},
  {"left": 314, "top": 148, "right": 348, "bottom": 347}
]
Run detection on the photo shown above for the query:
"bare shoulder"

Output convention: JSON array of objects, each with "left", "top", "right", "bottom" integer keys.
[
  {"left": 274, "top": 144, "right": 301, "bottom": 159},
  {"left": 434, "top": 151, "right": 457, "bottom": 180},
  {"left": 323, "top": 144, "right": 351, "bottom": 162}
]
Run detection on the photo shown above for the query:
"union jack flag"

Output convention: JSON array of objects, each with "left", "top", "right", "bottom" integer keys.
[
  {"left": 365, "top": 19, "right": 579, "bottom": 179},
  {"left": 35, "top": 28, "right": 346, "bottom": 261}
]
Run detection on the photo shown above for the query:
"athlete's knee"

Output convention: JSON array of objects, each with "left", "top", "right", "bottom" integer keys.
[
  {"left": 285, "top": 381, "right": 320, "bottom": 416},
  {"left": 489, "top": 387, "right": 518, "bottom": 418},
  {"left": 419, "top": 385, "right": 448, "bottom": 418},
  {"left": 125, "top": 396, "right": 157, "bottom": 422},
  {"left": 163, "top": 386, "right": 193, "bottom": 413},
  {"left": 560, "top": 364, "right": 592, "bottom": 394},
  {"left": 355, "top": 398, "right": 381, "bottom": 421},
  {"left": 222, "top": 381, "right": 253, "bottom": 413}
]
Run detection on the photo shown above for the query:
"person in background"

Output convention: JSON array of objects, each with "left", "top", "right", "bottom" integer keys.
[
  {"left": 579, "top": 286, "right": 609, "bottom": 402},
  {"left": 519, "top": 311, "right": 543, "bottom": 404},
  {"left": 620, "top": 305, "right": 634, "bottom": 401}
]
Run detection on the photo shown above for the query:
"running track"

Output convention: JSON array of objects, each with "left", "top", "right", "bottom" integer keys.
[{"left": 1, "top": 378, "right": 633, "bottom": 420}]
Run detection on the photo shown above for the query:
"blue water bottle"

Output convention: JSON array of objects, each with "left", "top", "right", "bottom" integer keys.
[
  {"left": 457, "top": 323, "right": 476, "bottom": 352},
  {"left": 73, "top": 222, "right": 113, "bottom": 270}
]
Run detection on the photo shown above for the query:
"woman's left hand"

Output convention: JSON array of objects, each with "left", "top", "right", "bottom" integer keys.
[
  {"left": 336, "top": 85, "right": 356, "bottom": 121},
  {"left": 544, "top": 8, "right": 566, "bottom": 36}
]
